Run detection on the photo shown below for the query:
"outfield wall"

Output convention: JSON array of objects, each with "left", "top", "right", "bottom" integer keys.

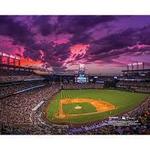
[{"left": 62, "top": 83, "right": 104, "bottom": 90}]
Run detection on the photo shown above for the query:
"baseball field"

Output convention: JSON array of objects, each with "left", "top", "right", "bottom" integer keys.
[{"left": 45, "top": 89, "right": 149, "bottom": 124}]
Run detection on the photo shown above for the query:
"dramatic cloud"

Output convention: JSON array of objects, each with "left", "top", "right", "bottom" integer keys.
[{"left": 0, "top": 16, "right": 150, "bottom": 74}]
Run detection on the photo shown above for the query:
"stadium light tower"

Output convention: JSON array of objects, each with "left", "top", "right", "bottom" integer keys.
[
  {"left": 2, "top": 52, "right": 10, "bottom": 65},
  {"left": 10, "top": 54, "right": 16, "bottom": 65},
  {"left": 128, "top": 64, "right": 132, "bottom": 71},
  {"left": 128, "top": 62, "right": 144, "bottom": 71},
  {"left": 133, "top": 62, "right": 138, "bottom": 70},
  {"left": 15, "top": 56, "right": 21, "bottom": 66},
  {"left": 138, "top": 62, "right": 144, "bottom": 70}
]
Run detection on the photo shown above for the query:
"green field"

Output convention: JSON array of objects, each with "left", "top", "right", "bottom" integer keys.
[
  {"left": 63, "top": 102, "right": 97, "bottom": 114},
  {"left": 46, "top": 89, "right": 149, "bottom": 124}
]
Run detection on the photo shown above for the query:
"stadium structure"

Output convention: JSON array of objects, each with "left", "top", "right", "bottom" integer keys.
[{"left": 0, "top": 52, "right": 150, "bottom": 135}]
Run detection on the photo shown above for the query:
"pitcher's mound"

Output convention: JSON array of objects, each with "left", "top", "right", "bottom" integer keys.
[{"left": 74, "top": 105, "right": 82, "bottom": 110}]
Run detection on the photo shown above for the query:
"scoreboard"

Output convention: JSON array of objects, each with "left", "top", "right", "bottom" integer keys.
[
  {"left": 75, "top": 74, "right": 88, "bottom": 83},
  {"left": 75, "top": 64, "right": 88, "bottom": 83}
]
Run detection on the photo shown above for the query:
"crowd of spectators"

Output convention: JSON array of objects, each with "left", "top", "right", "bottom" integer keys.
[
  {"left": 83, "top": 108, "right": 150, "bottom": 135},
  {"left": 0, "top": 71, "right": 149, "bottom": 135},
  {"left": 62, "top": 83, "right": 104, "bottom": 89},
  {"left": 69, "top": 97, "right": 150, "bottom": 135},
  {"left": 0, "top": 83, "right": 64, "bottom": 134},
  {"left": 0, "top": 68, "right": 69, "bottom": 134},
  {"left": 1, "top": 86, "right": 149, "bottom": 135},
  {"left": 0, "top": 80, "right": 46, "bottom": 98},
  {"left": 116, "top": 80, "right": 150, "bottom": 93},
  {"left": 0, "top": 69, "right": 44, "bottom": 83},
  {"left": 1, "top": 84, "right": 60, "bottom": 125}
]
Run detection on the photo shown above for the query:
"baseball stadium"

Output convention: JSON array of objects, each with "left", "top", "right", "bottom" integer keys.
[
  {"left": 46, "top": 89, "right": 148, "bottom": 124},
  {"left": 0, "top": 16, "right": 150, "bottom": 135}
]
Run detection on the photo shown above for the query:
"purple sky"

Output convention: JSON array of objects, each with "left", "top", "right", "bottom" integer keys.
[{"left": 0, "top": 16, "right": 150, "bottom": 75}]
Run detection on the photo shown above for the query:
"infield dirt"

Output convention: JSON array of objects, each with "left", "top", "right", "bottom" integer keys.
[{"left": 55, "top": 98, "right": 116, "bottom": 119}]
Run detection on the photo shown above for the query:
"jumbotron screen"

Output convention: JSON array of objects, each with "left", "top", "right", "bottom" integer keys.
[{"left": 75, "top": 74, "right": 88, "bottom": 83}]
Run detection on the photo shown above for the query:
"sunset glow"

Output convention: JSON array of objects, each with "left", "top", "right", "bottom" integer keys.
[{"left": 0, "top": 16, "right": 150, "bottom": 74}]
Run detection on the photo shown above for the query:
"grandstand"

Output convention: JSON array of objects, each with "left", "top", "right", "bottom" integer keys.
[
  {"left": 116, "top": 64, "right": 150, "bottom": 93},
  {"left": 0, "top": 56, "right": 150, "bottom": 135}
]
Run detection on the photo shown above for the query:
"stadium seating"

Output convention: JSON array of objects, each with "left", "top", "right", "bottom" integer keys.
[
  {"left": 0, "top": 81, "right": 46, "bottom": 98},
  {"left": 116, "top": 80, "right": 150, "bottom": 93},
  {"left": 0, "top": 69, "right": 44, "bottom": 83},
  {"left": 0, "top": 68, "right": 150, "bottom": 135},
  {"left": 62, "top": 83, "right": 104, "bottom": 89}
]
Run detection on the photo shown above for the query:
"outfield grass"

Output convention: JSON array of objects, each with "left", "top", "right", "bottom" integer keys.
[{"left": 46, "top": 89, "right": 149, "bottom": 124}]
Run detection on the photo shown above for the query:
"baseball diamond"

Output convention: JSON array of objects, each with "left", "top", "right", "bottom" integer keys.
[
  {"left": 1, "top": 16, "right": 150, "bottom": 135},
  {"left": 55, "top": 98, "right": 116, "bottom": 119},
  {"left": 45, "top": 89, "right": 148, "bottom": 124}
]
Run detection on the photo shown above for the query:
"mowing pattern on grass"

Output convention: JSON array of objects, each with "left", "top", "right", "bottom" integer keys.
[{"left": 46, "top": 89, "right": 149, "bottom": 124}]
